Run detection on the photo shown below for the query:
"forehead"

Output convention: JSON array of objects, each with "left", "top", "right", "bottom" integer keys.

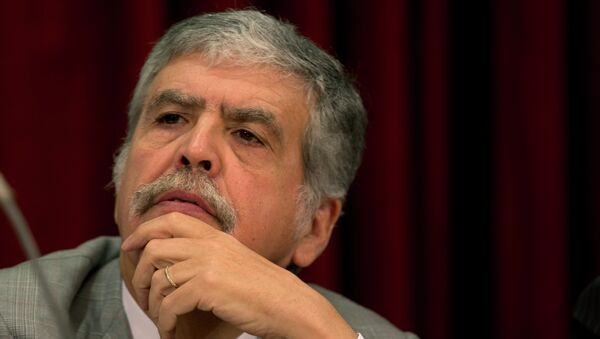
[{"left": 143, "top": 54, "right": 311, "bottom": 131}]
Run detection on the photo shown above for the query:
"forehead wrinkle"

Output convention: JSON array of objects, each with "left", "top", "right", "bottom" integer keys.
[
  {"left": 221, "top": 104, "right": 284, "bottom": 143},
  {"left": 147, "top": 89, "right": 206, "bottom": 112}
]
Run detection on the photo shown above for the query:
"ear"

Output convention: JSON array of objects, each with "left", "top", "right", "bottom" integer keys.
[{"left": 291, "top": 198, "right": 342, "bottom": 268}]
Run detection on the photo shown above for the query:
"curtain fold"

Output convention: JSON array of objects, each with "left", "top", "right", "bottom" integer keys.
[
  {"left": 493, "top": 0, "right": 567, "bottom": 338},
  {"left": 419, "top": 0, "right": 450, "bottom": 338}
]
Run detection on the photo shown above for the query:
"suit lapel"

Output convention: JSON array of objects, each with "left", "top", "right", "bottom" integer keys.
[{"left": 72, "top": 256, "right": 132, "bottom": 338}]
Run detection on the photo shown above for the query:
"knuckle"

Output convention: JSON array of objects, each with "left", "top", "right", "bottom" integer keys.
[
  {"left": 161, "top": 294, "right": 176, "bottom": 311},
  {"left": 202, "top": 237, "right": 221, "bottom": 251},
  {"left": 166, "top": 211, "right": 185, "bottom": 223},
  {"left": 131, "top": 274, "right": 143, "bottom": 289},
  {"left": 144, "top": 239, "right": 161, "bottom": 257},
  {"left": 151, "top": 269, "right": 163, "bottom": 287},
  {"left": 198, "top": 266, "right": 219, "bottom": 288},
  {"left": 191, "top": 285, "right": 213, "bottom": 312}
]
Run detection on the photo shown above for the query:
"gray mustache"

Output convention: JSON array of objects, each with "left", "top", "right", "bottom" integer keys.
[{"left": 130, "top": 167, "right": 237, "bottom": 233}]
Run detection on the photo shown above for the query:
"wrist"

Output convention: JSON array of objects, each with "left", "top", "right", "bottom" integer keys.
[
  {"left": 289, "top": 289, "right": 357, "bottom": 339},
  {"left": 265, "top": 272, "right": 356, "bottom": 339}
]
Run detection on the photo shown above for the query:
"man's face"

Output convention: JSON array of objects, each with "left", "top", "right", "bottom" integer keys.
[{"left": 114, "top": 53, "right": 310, "bottom": 266}]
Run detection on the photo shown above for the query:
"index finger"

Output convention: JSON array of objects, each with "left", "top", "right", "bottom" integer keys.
[{"left": 121, "top": 212, "right": 216, "bottom": 251}]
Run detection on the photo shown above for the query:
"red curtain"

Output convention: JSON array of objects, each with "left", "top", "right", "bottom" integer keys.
[
  {"left": 1, "top": 1, "right": 598, "bottom": 338},
  {"left": 494, "top": 0, "right": 567, "bottom": 338}
]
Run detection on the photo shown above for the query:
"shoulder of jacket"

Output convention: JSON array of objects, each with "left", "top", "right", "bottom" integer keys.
[{"left": 310, "top": 284, "right": 419, "bottom": 339}]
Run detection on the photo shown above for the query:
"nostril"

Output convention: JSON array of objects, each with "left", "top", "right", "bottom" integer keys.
[
  {"left": 200, "top": 160, "right": 211, "bottom": 171},
  {"left": 181, "top": 156, "right": 191, "bottom": 166}
]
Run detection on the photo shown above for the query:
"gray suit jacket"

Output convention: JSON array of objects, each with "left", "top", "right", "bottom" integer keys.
[{"left": 0, "top": 237, "right": 417, "bottom": 338}]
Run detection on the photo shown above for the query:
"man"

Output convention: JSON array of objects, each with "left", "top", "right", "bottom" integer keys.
[{"left": 0, "top": 10, "right": 416, "bottom": 338}]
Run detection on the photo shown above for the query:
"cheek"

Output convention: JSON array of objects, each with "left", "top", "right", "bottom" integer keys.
[
  {"left": 233, "top": 217, "right": 298, "bottom": 265},
  {"left": 114, "top": 146, "right": 173, "bottom": 237},
  {"left": 114, "top": 164, "right": 138, "bottom": 239},
  {"left": 229, "top": 168, "right": 303, "bottom": 262}
]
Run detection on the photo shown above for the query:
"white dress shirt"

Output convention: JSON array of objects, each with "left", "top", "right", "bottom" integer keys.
[{"left": 121, "top": 281, "right": 363, "bottom": 339}]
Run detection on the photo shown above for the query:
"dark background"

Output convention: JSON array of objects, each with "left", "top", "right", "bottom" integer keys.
[{"left": 1, "top": 1, "right": 599, "bottom": 338}]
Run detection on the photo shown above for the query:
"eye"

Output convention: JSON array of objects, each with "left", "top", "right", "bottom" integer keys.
[
  {"left": 234, "top": 129, "right": 264, "bottom": 146},
  {"left": 156, "top": 113, "right": 185, "bottom": 125}
]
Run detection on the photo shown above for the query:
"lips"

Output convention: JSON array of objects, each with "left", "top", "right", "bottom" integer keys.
[{"left": 151, "top": 190, "right": 216, "bottom": 221}]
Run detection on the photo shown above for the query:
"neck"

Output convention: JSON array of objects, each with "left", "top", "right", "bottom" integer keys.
[{"left": 120, "top": 253, "right": 242, "bottom": 339}]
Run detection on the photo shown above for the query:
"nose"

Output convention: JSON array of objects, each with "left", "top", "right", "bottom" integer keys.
[
  {"left": 180, "top": 156, "right": 212, "bottom": 171},
  {"left": 175, "top": 119, "right": 221, "bottom": 176}
]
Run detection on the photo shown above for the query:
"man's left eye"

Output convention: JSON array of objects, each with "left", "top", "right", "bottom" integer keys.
[{"left": 235, "top": 129, "right": 263, "bottom": 145}]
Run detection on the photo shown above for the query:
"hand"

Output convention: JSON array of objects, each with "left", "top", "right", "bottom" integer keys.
[{"left": 121, "top": 212, "right": 356, "bottom": 339}]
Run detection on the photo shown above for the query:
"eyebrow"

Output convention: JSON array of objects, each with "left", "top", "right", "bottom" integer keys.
[
  {"left": 146, "top": 89, "right": 206, "bottom": 112},
  {"left": 223, "top": 106, "right": 284, "bottom": 144}
]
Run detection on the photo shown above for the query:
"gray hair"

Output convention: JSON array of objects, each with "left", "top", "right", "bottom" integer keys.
[{"left": 114, "top": 9, "right": 366, "bottom": 224}]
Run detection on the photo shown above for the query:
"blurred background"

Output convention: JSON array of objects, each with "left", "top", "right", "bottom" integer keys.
[{"left": 1, "top": 1, "right": 599, "bottom": 338}]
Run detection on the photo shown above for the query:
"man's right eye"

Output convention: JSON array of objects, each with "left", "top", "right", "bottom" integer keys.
[{"left": 156, "top": 113, "right": 185, "bottom": 125}]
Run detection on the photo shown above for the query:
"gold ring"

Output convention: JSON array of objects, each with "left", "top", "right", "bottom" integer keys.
[{"left": 164, "top": 265, "right": 178, "bottom": 288}]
